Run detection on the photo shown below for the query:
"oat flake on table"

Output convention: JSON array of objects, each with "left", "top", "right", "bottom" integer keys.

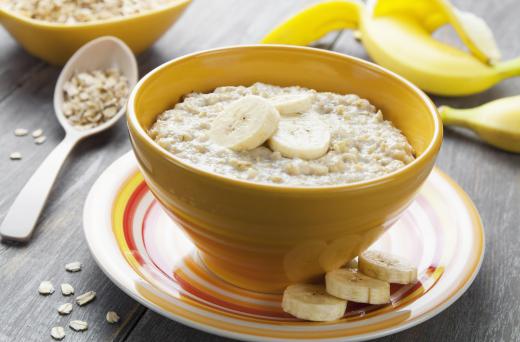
[
  {"left": 76, "top": 290, "right": 96, "bottom": 306},
  {"left": 106, "top": 311, "right": 120, "bottom": 324},
  {"left": 34, "top": 136, "right": 47, "bottom": 145},
  {"left": 69, "top": 320, "right": 88, "bottom": 332},
  {"left": 60, "top": 283, "right": 74, "bottom": 296},
  {"left": 50, "top": 326, "right": 65, "bottom": 340},
  {"left": 38, "top": 281, "right": 54, "bottom": 295},
  {"left": 9, "top": 152, "right": 22, "bottom": 160},
  {"left": 65, "top": 261, "right": 82, "bottom": 272},
  {"left": 14, "top": 128, "right": 28, "bottom": 136},
  {"left": 31, "top": 128, "right": 43, "bottom": 138},
  {"left": 57, "top": 302, "right": 73, "bottom": 315}
]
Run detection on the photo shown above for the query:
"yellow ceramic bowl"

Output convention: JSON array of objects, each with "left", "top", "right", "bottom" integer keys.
[
  {"left": 127, "top": 45, "right": 442, "bottom": 293},
  {"left": 0, "top": 0, "right": 191, "bottom": 65}
]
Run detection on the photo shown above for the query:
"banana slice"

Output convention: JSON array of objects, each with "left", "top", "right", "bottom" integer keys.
[
  {"left": 359, "top": 250, "right": 417, "bottom": 284},
  {"left": 282, "top": 283, "right": 347, "bottom": 322},
  {"left": 269, "top": 116, "right": 330, "bottom": 160},
  {"left": 454, "top": 9, "right": 501, "bottom": 64},
  {"left": 270, "top": 94, "right": 313, "bottom": 116},
  {"left": 209, "top": 95, "right": 280, "bottom": 151},
  {"left": 325, "top": 268, "right": 390, "bottom": 305}
]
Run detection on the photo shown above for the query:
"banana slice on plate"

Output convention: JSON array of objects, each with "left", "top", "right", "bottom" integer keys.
[
  {"left": 209, "top": 95, "right": 280, "bottom": 151},
  {"left": 326, "top": 268, "right": 390, "bottom": 305},
  {"left": 359, "top": 250, "right": 417, "bottom": 284},
  {"left": 282, "top": 283, "right": 347, "bottom": 322},
  {"left": 269, "top": 116, "right": 330, "bottom": 160},
  {"left": 270, "top": 94, "right": 313, "bottom": 116}
]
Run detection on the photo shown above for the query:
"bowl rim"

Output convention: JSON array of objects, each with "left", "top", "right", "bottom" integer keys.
[
  {"left": 127, "top": 44, "right": 443, "bottom": 193},
  {"left": 0, "top": 0, "right": 191, "bottom": 29}
]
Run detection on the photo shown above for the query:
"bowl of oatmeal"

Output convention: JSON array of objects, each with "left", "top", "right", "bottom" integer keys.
[
  {"left": 127, "top": 45, "right": 442, "bottom": 292},
  {"left": 0, "top": 0, "right": 191, "bottom": 65}
]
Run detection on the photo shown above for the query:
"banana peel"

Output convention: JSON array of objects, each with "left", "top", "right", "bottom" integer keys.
[
  {"left": 262, "top": 0, "right": 520, "bottom": 153},
  {"left": 440, "top": 96, "right": 520, "bottom": 153},
  {"left": 261, "top": 0, "right": 520, "bottom": 96}
]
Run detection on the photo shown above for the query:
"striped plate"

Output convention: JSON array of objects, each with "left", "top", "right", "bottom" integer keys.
[{"left": 83, "top": 152, "right": 484, "bottom": 341}]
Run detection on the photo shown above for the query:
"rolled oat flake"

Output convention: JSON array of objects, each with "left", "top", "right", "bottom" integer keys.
[
  {"left": 51, "top": 326, "right": 65, "bottom": 340},
  {"left": 106, "top": 311, "right": 120, "bottom": 324},
  {"left": 76, "top": 290, "right": 96, "bottom": 306},
  {"left": 57, "top": 302, "right": 73, "bottom": 315},
  {"left": 32, "top": 128, "right": 43, "bottom": 138},
  {"left": 14, "top": 128, "right": 28, "bottom": 136},
  {"left": 69, "top": 320, "right": 88, "bottom": 332},
  {"left": 61, "top": 283, "right": 74, "bottom": 296},
  {"left": 34, "top": 136, "right": 47, "bottom": 145},
  {"left": 38, "top": 281, "right": 54, "bottom": 295},
  {"left": 65, "top": 261, "right": 82, "bottom": 272},
  {"left": 9, "top": 152, "right": 22, "bottom": 160}
]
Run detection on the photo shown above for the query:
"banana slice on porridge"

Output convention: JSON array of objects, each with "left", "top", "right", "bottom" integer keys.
[
  {"left": 209, "top": 95, "right": 280, "bottom": 151},
  {"left": 270, "top": 94, "right": 313, "bottom": 115},
  {"left": 282, "top": 283, "right": 347, "bottom": 322},
  {"left": 359, "top": 250, "right": 417, "bottom": 284},
  {"left": 269, "top": 116, "right": 331, "bottom": 160},
  {"left": 325, "top": 268, "right": 390, "bottom": 305}
]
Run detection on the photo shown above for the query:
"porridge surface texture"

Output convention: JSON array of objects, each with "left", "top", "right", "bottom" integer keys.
[{"left": 148, "top": 83, "right": 415, "bottom": 186}]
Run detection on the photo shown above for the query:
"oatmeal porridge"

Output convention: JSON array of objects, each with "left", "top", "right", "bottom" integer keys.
[{"left": 148, "top": 83, "right": 415, "bottom": 186}]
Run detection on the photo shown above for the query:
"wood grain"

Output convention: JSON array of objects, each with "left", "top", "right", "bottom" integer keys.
[{"left": 0, "top": 0, "right": 519, "bottom": 341}]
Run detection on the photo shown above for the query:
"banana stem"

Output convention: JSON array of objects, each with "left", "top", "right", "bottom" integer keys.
[
  {"left": 495, "top": 56, "right": 520, "bottom": 79},
  {"left": 438, "top": 106, "right": 470, "bottom": 127}
]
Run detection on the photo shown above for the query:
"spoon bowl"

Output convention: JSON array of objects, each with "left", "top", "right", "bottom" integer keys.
[
  {"left": 0, "top": 36, "right": 138, "bottom": 242},
  {"left": 54, "top": 36, "right": 139, "bottom": 137}
]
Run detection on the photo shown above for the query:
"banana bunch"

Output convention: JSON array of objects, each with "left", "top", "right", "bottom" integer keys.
[
  {"left": 209, "top": 95, "right": 331, "bottom": 159},
  {"left": 262, "top": 0, "right": 520, "bottom": 153},
  {"left": 282, "top": 250, "right": 417, "bottom": 321}
]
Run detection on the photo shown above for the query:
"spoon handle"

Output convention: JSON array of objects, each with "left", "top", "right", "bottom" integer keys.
[{"left": 0, "top": 133, "right": 79, "bottom": 242}]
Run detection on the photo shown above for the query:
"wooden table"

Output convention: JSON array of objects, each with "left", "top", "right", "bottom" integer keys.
[{"left": 1, "top": 1, "right": 519, "bottom": 341}]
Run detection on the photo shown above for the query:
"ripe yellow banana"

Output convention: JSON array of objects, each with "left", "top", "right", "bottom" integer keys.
[
  {"left": 262, "top": 0, "right": 520, "bottom": 96},
  {"left": 439, "top": 96, "right": 520, "bottom": 153},
  {"left": 262, "top": 0, "right": 363, "bottom": 46}
]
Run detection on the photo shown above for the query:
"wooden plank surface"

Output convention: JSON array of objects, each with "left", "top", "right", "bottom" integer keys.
[{"left": 0, "top": 0, "right": 519, "bottom": 341}]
